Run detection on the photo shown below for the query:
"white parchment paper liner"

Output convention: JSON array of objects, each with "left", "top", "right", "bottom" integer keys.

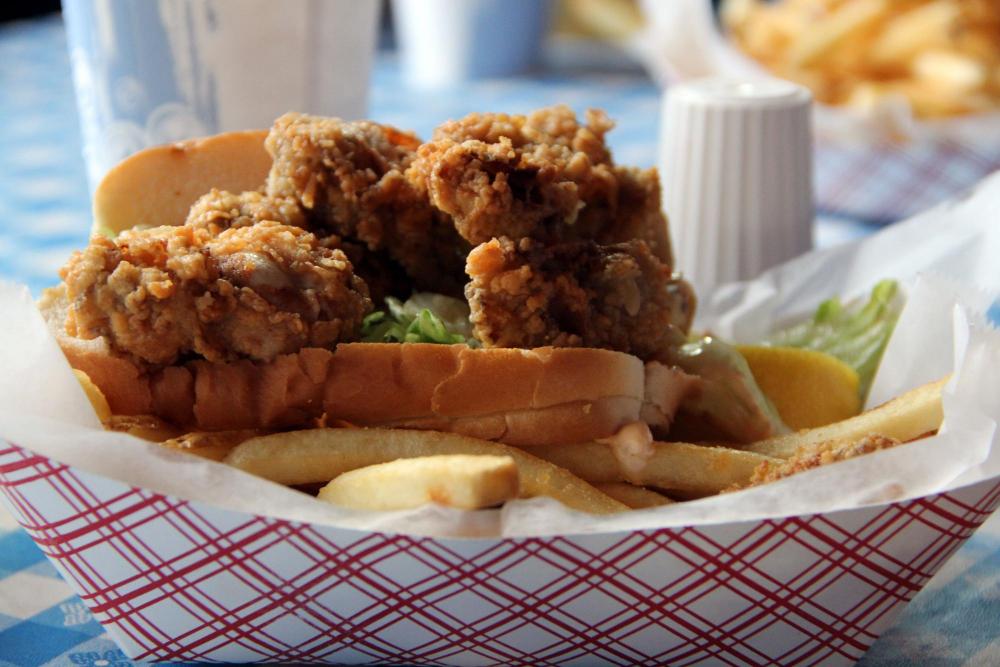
[{"left": 2, "top": 172, "right": 1000, "bottom": 539}]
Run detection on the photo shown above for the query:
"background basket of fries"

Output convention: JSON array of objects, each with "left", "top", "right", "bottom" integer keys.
[
  {"left": 2, "top": 161, "right": 1000, "bottom": 663},
  {"left": 639, "top": 0, "right": 1000, "bottom": 223}
]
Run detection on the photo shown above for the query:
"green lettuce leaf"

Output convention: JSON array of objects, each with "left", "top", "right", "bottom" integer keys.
[
  {"left": 764, "top": 279, "right": 902, "bottom": 399},
  {"left": 361, "top": 293, "right": 477, "bottom": 346}
]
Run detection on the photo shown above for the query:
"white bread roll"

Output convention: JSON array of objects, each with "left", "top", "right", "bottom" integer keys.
[
  {"left": 324, "top": 343, "right": 645, "bottom": 446},
  {"left": 92, "top": 130, "right": 271, "bottom": 237},
  {"left": 41, "top": 288, "right": 652, "bottom": 446}
]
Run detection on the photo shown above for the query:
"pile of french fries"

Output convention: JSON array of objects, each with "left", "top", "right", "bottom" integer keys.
[
  {"left": 83, "top": 368, "right": 947, "bottom": 514},
  {"left": 723, "top": 0, "right": 1000, "bottom": 118}
]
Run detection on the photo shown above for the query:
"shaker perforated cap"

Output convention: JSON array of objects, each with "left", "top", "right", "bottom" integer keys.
[{"left": 658, "top": 78, "right": 813, "bottom": 293}]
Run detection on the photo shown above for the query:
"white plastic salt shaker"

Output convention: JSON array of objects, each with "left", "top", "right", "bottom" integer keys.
[{"left": 658, "top": 78, "right": 813, "bottom": 294}]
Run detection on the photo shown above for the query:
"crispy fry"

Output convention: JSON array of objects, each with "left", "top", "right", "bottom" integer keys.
[
  {"left": 73, "top": 369, "right": 112, "bottom": 424},
  {"left": 593, "top": 482, "right": 675, "bottom": 509},
  {"left": 530, "top": 441, "right": 776, "bottom": 497},
  {"left": 913, "top": 51, "right": 988, "bottom": 93},
  {"left": 318, "top": 455, "right": 519, "bottom": 510},
  {"left": 739, "top": 433, "right": 901, "bottom": 489},
  {"left": 787, "top": 0, "right": 889, "bottom": 69},
  {"left": 162, "top": 430, "right": 266, "bottom": 462},
  {"left": 106, "top": 414, "right": 184, "bottom": 442},
  {"left": 743, "top": 377, "right": 945, "bottom": 459},
  {"left": 224, "top": 428, "right": 628, "bottom": 514},
  {"left": 724, "top": 0, "right": 1000, "bottom": 117},
  {"left": 869, "top": 2, "right": 961, "bottom": 67}
]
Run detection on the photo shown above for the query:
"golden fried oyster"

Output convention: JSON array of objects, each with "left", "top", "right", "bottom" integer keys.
[
  {"left": 186, "top": 188, "right": 407, "bottom": 304},
  {"left": 265, "top": 112, "right": 468, "bottom": 296},
  {"left": 465, "top": 236, "right": 695, "bottom": 360},
  {"left": 410, "top": 105, "right": 673, "bottom": 263},
  {"left": 61, "top": 221, "right": 371, "bottom": 367},
  {"left": 185, "top": 189, "right": 306, "bottom": 234}
]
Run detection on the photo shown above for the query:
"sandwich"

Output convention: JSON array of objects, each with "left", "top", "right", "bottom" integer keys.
[{"left": 42, "top": 106, "right": 785, "bottom": 448}]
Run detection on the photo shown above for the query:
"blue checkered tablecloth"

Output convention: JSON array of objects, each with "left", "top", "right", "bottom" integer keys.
[{"left": 0, "top": 13, "right": 997, "bottom": 667}]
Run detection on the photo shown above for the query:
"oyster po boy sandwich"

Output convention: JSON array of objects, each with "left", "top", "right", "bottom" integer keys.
[{"left": 43, "top": 106, "right": 785, "bottom": 448}]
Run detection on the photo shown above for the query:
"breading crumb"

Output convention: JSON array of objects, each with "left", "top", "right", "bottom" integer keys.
[{"left": 734, "top": 433, "right": 902, "bottom": 490}]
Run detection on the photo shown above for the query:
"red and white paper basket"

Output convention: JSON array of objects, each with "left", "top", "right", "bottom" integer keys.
[
  {"left": 4, "top": 138, "right": 999, "bottom": 667},
  {"left": 2, "top": 440, "right": 998, "bottom": 666}
]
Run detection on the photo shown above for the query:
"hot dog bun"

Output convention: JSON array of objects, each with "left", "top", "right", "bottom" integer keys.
[
  {"left": 92, "top": 130, "right": 271, "bottom": 237},
  {"left": 42, "top": 286, "right": 655, "bottom": 446}
]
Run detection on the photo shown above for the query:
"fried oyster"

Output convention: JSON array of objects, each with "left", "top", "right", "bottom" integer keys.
[
  {"left": 61, "top": 106, "right": 696, "bottom": 369},
  {"left": 61, "top": 221, "right": 370, "bottom": 367},
  {"left": 265, "top": 112, "right": 469, "bottom": 296},
  {"left": 185, "top": 188, "right": 307, "bottom": 234},
  {"left": 465, "top": 236, "right": 695, "bottom": 360},
  {"left": 409, "top": 105, "right": 674, "bottom": 263}
]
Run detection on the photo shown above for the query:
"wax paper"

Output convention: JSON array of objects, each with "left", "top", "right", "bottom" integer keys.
[{"left": 1, "top": 173, "right": 999, "bottom": 538}]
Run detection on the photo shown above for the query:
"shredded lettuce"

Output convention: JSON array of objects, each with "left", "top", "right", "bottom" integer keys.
[
  {"left": 764, "top": 279, "right": 902, "bottom": 399},
  {"left": 361, "top": 293, "right": 477, "bottom": 346}
]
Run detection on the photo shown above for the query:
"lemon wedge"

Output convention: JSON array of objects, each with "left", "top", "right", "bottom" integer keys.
[{"left": 736, "top": 345, "right": 862, "bottom": 430}]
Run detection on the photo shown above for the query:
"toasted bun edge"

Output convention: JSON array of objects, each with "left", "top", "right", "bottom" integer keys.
[{"left": 41, "top": 292, "right": 670, "bottom": 445}]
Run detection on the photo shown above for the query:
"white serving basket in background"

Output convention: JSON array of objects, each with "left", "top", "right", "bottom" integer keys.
[{"left": 636, "top": 0, "right": 1000, "bottom": 224}]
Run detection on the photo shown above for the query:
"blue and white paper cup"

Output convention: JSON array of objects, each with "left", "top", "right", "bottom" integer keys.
[
  {"left": 392, "top": 0, "right": 550, "bottom": 89},
  {"left": 63, "top": 0, "right": 380, "bottom": 193}
]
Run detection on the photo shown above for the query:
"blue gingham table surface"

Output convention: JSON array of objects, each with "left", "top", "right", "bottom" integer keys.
[{"left": 0, "top": 14, "right": 997, "bottom": 667}]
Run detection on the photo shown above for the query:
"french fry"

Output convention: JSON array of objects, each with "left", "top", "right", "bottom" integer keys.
[
  {"left": 787, "top": 0, "right": 889, "bottom": 68},
  {"left": 593, "top": 483, "right": 675, "bottom": 509},
  {"left": 73, "top": 369, "right": 112, "bottom": 424},
  {"left": 913, "top": 51, "right": 988, "bottom": 93},
  {"left": 530, "top": 441, "right": 776, "bottom": 497},
  {"left": 224, "top": 428, "right": 628, "bottom": 514},
  {"left": 162, "top": 429, "right": 265, "bottom": 462},
  {"left": 318, "top": 455, "right": 518, "bottom": 510},
  {"left": 744, "top": 377, "right": 946, "bottom": 459},
  {"left": 723, "top": 0, "right": 1000, "bottom": 117},
  {"left": 106, "top": 414, "right": 184, "bottom": 442},
  {"left": 868, "top": 1, "right": 960, "bottom": 67},
  {"left": 738, "top": 433, "right": 901, "bottom": 490}
]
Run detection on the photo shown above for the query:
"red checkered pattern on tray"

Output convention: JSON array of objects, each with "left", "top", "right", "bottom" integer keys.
[
  {"left": 815, "top": 138, "right": 1000, "bottom": 223},
  {"left": 1, "top": 442, "right": 998, "bottom": 667}
]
